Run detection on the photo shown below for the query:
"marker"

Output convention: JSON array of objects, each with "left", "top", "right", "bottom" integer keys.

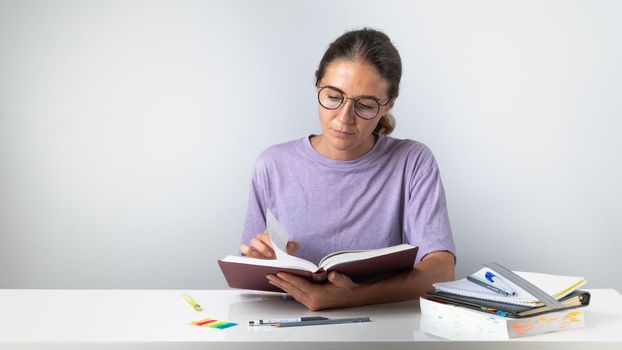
[
  {"left": 273, "top": 316, "right": 371, "bottom": 328},
  {"left": 182, "top": 293, "right": 203, "bottom": 312},
  {"left": 249, "top": 316, "right": 328, "bottom": 326}
]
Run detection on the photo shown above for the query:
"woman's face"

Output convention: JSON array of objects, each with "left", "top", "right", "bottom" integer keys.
[{"left": 315, "top": 59, "right": 395, "bottom": 161}]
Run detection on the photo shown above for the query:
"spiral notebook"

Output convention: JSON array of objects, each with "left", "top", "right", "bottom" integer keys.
[{"left": 433, "top": 268, "right": 586, "bottom": 307}]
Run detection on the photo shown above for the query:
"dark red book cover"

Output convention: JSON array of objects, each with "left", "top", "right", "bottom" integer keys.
[{"left": 218, "top": 246, "right": 418, "bottom": 292}]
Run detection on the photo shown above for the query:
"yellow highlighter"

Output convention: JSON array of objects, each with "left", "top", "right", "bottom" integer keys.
[{"left": 182, "top": 293, "right": 203, "bottom": 312}]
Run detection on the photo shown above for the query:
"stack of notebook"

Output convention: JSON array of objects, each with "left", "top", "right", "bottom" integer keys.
[{"left": 420, "top": 263, "right": 590, "bottom": 339}]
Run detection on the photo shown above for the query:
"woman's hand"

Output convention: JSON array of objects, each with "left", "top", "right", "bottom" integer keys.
[
  {"left": 239, "top": 230, "right": 298, "bottom": 259},
  {"left": 265, "top": 251, "right": 455, "bottom": 310},
  {"left": 266, "top": 271, "right": 361, "bottom": 311}
]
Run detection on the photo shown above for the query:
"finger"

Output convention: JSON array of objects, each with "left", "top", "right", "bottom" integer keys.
[
  {"left": 268, "top": 274, "right": 311, "bottom": 304},
  {"left": 240, "top": 244, "right": 262, "bottom": 258},
  {"left": 266, "top": 274, "right": 293, "bottom": 294},
  {"left": 239, "top": 244, "right": 251, "bottom": 256},
  {"left": 257, "top": 231, "right": 274, "bottom": 248},
  {"left": 286, "top": 241, "right": 299, "bottom": 255},
  {"left": 276, "top": 272, "right": 315, "bottom": 291},
  {"left": 250, "top": 238, "right": 274, "bottom": 258},
  {"left": 327, "top": 271, "right": 355, "bottom": 287}
]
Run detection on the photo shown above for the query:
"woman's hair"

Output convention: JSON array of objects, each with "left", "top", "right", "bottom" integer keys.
[{"left": 315, "top": 28, "right": 402, "bottom": 135}]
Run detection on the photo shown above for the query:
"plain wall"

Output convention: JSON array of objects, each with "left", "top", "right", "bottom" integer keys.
[{"left": 1, "top": 0, "right": 620, "bottom": 291}]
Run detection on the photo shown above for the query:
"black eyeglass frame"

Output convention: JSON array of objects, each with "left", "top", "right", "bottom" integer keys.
[{"left": 316, "top": 85, "right": 393, "bottom": 120}]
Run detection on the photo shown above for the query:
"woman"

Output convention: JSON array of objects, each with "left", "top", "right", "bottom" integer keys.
[{"left": 240, "top": 28, "right": 456, "bottom": 310}]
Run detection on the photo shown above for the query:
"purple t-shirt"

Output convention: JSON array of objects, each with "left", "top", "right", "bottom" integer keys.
[{"left": 241, "top": 134, "right": 456, "bottom": 265}]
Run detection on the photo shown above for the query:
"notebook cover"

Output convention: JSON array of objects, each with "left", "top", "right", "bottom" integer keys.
[
  {"left": 218, "top": 246, "right": 418, "bottom": 292},
  {"left": 425, "top": 290, "right": 591, "bottom": 318}
]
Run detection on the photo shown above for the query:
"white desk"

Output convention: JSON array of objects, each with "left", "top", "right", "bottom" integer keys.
[{"left": 0, "top": 289, "right": 620, "bottom": 349}]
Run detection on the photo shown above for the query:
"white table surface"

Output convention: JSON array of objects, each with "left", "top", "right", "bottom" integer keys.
[{"left": 0, "top": 288, "right": 620, "bottom": 349}]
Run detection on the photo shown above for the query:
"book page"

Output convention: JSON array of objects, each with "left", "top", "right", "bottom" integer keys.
[
  {"left": 221, "top": 255, "right": 318, "bottom": 272},
  {"left": 266, "top": 209, "right": 289, "bottom": 260},
  {"left": 513, "top": 271, "right": 586, "bottom": 300},
  {"left": 319, "top": 244, "right": 415, "bottom": 270},
  {"left": 319, "top": 249, "right": 366, "bottom": 262},
  {"left": 470, "top": 268, "right": 586, "bottom": 300}
]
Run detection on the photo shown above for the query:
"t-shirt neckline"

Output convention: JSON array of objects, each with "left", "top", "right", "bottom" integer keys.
[{"left": 301, "top": 133, "right": 387, "bottom": 169}]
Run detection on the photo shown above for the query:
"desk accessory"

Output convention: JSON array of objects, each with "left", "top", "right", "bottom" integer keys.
[
  {"left": 433, "top": 264, "right": 586, "bottom": 307},
  {"left": 191, "top": 318, "right": 238, "bottom": 329},
  {"left": 249, "top": 316, "right": 328, "bottom": 326},
  {"left": 182, "top": 293, "right": 203, "bottom": 311},
  {"left": 427, "top": 289, "right": 590, "bottom": 318},
  {"left": 423, "top": 263, "right": 589, "bottom": 339},
  {"left": 467, "top": 272, "right": 515, "bottom": 296},
  {"left": 273, "top": 316, "right": 371, "bottom": 328},
  {"left": 483, "top": 262, "right": 565, "bottom": 309}
]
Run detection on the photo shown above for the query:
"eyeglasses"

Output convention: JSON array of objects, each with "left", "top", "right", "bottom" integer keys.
[{"left": 317, "top": 86, "right": 392, "bottom": 120}]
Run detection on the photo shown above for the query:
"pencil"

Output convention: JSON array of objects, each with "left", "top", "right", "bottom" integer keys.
[{"left": 273, "top": 317, "right": 370, "bottom": 327}]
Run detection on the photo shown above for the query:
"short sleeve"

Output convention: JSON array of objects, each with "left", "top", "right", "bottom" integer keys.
[{"left": 404, "top": 165, "right": 456, "bottom": 263}]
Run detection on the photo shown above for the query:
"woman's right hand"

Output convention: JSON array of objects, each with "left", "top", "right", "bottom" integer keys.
[{"left": 239, "top": 230, "right": 298, "bottom": 259}]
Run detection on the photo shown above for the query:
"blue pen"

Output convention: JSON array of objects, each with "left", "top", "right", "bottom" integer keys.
[
  {"left": 467, "top": 275, "right": 511, "bottom": 296},
  {"left": 484, "top": 271, "right": 516, "bottom": 296}
]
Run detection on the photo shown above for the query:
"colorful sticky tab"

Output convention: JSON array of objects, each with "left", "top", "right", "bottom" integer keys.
[
  {"left": 193, "top": 319, "right": 217, "bottom": 326},
  {"left": 191, "top": 318, "right": 237, "bottom": 329}
]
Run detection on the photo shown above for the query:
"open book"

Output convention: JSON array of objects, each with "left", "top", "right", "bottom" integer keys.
[{"left": 218, "top": 210, "right": 418, "bottom": 293}]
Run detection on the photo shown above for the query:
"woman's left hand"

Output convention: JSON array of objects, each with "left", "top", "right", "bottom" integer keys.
[{"left": 266, "top": 271, "right": 362, "bottom": 311}]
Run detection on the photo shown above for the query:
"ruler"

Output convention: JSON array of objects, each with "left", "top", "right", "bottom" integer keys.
[{"left": 484, "top": 262, "right": 565, "bottom": 309}]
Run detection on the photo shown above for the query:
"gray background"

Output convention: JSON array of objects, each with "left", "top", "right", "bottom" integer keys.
[{"left": 1, "top": 0, "right": 620, "bottom": 291}]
